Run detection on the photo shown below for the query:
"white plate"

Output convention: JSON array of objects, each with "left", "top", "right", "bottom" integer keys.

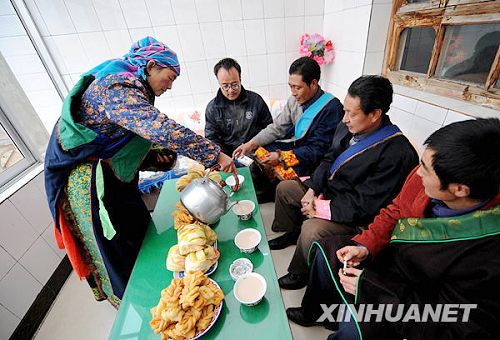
[
  {"left": 192, "top": 279, "right": 224, "bottom": 339},
  {"left": 173, "top": 241, "right": 218, "bottom": 279},
  {"left": 173, "top": 260, "right": 218, "bottom": 279}
]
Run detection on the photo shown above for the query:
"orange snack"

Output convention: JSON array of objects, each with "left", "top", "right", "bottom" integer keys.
[
  {"left": 254, "top": 146, "right": 268, "bottom": 160},
  {"left": 253, "top": 146, "right": 298, "bottom": 180},
  {"left": 280, "top": 150, "right": 300, "bottom": 167},
  {"left": 274, "top": 165, "right": 298, "bottom": 180}
]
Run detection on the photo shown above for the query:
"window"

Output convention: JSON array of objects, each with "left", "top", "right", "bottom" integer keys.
[
  {"left": 0, "top": 110, "right": 37, "bottom": 189},
  {"left": 384, "top": 0, "right": 500, "bottom": 109},
  {"left": 0, "top": 124, "right": 24, "bottom": 173},
  {"left": 0, "top": 0, "right": 59, "bottom": 195}
]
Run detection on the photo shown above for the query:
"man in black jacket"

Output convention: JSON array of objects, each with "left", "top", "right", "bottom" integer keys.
[
  {"left": 205, "top": 58, "right": 273, "bottom": 156},
  {"left": 270, "top": 75, "right": 419, "bottom": 290}
]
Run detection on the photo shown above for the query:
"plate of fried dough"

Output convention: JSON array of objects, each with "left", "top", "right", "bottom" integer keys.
[{"left": 150, "top": 271, "right": 224, "bottom": 340}]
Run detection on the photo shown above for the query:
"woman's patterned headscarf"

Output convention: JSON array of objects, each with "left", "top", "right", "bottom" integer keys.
[{"left": 84, "top": 36, "right": 180, "bottom": 80}]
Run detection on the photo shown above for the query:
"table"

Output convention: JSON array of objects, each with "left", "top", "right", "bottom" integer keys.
[{"left": 109, "top": 167, "right": 293, "bottom": 339}]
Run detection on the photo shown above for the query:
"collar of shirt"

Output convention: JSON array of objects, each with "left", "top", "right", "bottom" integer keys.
[
  {"left": 139, "top": 78, "right": 155, "bottom": 104},
  {"left": 348, "top": 115, "right": 392, "bottom": 146},
  {"left": 300, "top": 87, "right": 324, "bottom": 111},
  {"left": 430, "top": 198, "right": 490, "bottom": 218}
]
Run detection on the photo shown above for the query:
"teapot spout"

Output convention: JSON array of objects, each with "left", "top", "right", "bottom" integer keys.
[{"left": 227, "top": 200, "right": 238, "bottom": 212}]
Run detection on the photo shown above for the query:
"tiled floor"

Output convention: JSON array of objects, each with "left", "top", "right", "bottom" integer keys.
[{"left": 33, "top": 202, "right": 332, "bottom": 340}]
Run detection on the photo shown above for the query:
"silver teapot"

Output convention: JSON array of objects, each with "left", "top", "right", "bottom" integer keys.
[{"left": 180, "top": 167, "right": 239, "bottom": 224}]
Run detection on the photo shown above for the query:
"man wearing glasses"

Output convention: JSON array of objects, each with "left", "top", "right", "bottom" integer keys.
[{"left": 205, "top": 58, "right": 273, "bottom": 157}]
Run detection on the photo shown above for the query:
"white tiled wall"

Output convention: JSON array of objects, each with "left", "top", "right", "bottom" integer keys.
[
  {"left": 0, "top": 0, "right": 62, "bottom": 132},
  {"left": 321, "top": 1, "right": 372, "bottom": 101},
  {"left": 18, "top": 0, "right": 328, "bottom": 120},
  {"left": 388, "top": 95, "right": 474, "bottom": 154},
  {"left": 0, "top": 172, "right": 64, "bottom": 339}
]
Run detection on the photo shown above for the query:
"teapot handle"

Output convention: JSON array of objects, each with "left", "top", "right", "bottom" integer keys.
[{"left": 208, "top": 164, "right": 239, "bottom": 192}]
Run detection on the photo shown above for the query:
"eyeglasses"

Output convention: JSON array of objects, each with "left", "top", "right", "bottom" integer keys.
[{"left": 220, "top": 82, "right": 240, "bottom": 91}]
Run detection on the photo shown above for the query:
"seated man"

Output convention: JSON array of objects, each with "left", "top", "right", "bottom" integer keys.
[
  {"left": 233, "top": 57, "right": 344, "bottom": 193},
  {"left": 205, "top": 58, "right": 273, "bottom": 156},
  {"left": 270, "top": 75, "right": 418, "bottom": 290},
  {"left": 287, "top": 118, "right": 500, "bottom": 340}
]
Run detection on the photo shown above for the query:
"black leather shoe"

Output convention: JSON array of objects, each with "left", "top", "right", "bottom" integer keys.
[
  {"left": 268, "top": 232, "right": 299, "bottom": 250},
  {"left": 286, "top": 307, "right": 316, "bottom": 326},
  {"left": 287, "top": 307, "right": 338, "bottom": 331},
  {"left": 278, "top": 272, "right": 308, "bottom": 290}
]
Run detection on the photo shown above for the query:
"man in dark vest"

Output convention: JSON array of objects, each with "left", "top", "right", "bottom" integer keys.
[{"left": 269, "top": 75, "right": 418, "bottom": 290}]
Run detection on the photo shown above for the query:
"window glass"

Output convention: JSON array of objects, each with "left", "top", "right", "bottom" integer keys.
[
  {"left": 0, "top": 123, "right": 24, "bottom": 174},
  {"left": 397, "top": 27, "right": 436, "bottom": 74},
  {"left": 436, "top": 23, "right": 500, "bottom": 85}
]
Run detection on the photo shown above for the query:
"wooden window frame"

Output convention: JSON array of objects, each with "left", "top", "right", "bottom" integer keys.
[{"left": 383, "top": 0, "right": 500, "bottom": 109}]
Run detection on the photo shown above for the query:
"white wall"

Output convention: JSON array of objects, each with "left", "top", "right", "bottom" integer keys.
[
  {"left": 389, "top": 89, "right": 473, "bottom": 154},
  {"left": 22, "top": 0, "right": 326, "bottom": 124},
  {"left": 321, "top": 0, "right": 372, "bottom": 101}
]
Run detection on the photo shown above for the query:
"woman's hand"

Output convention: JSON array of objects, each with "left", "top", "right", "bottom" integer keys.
[
  {"left": 338, "top": 267, "right": 362, "bottom": 295},
  {"left": 336, "top": 246, "right": 369, "bottom": 267},
  {"left": 233, "top": 139, "right": 257, "bottom": 159},
  {"left": 216, "top": 152, "right": 237, "bottom": 175},
  {"left": 156, "top": 153, "right": 175, "bottom": 164}
]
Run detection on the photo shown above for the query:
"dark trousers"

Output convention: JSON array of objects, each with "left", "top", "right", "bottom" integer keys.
[
  {"left": 302, "top": 252, "right": 346, "bottom": 319},
  {"left": 272, "top": 180, "right": 357, "bottom": 274},
  {"left": 250, "top": 162, "right": 277, "bottom": 203}
]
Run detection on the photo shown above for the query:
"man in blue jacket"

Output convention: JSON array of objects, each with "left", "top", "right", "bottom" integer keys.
[{"left": 233, "top": 57, "right": 344, "bottom": 200}]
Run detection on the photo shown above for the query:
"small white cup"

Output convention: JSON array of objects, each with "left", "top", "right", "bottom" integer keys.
[
  {"left": 225, "top": 174, "right": 245, "bottom": 191},
  {"left": 232, "top": 200, "right": 255, "bottom": 221}
]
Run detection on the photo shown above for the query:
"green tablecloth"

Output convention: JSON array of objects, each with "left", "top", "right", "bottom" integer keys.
[{"left": 109, "top": 167, "right": 292, "bottom": 339}]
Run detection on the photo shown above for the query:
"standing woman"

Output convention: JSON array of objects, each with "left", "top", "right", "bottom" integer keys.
[{"left": 44, "top": 37, "right": 236, "bottom": 307}]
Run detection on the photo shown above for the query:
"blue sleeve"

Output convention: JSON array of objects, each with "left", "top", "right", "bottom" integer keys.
[{"left": 293, "top": 97, "right": 343, "bottom": 167}]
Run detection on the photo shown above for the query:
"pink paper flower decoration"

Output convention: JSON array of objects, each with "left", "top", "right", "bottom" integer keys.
[{"left": 299, "top": 33, "right": 335, "bottom": 65}]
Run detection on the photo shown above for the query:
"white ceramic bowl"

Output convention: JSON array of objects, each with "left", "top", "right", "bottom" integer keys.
[
  {"left": 233, "top": 272, "right": 267, "bottom": 306},
  {"left": 234, "top": 228, "right": 261, "bottom": 253},
  {"left": 232, "top": 200, "right": 255, "bottom": 220},
  {"left": 225, "top": 174, "right": 245, "bottom": 190}
]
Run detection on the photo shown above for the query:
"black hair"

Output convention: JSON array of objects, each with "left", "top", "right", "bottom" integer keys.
[
  {"left": 424, "top": 118, "right": 500, "bottom": 200},
  {"left": 289, "top": 57, "right": 321, "bottom": 85},
  {"left": 347, "top": 75, "right": 393, "bottom": 114},
  {"left": 213, "top": 58, "right": 241, "bottom": 77}
]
